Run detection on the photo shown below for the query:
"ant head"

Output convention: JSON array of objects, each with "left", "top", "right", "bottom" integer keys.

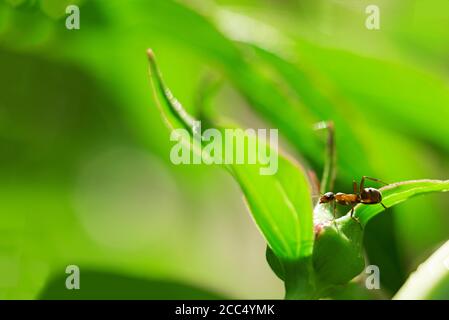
[
  {"left": 361, "top": 187, "right": 382, "bottom": 203},
  {"left": 319, "top": 192, "right": 335, "bottom": 204}
]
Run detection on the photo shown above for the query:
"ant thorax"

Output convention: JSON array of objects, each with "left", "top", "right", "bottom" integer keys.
[{"left": 335, "top": 193, "right": 359, "bottom": 205}]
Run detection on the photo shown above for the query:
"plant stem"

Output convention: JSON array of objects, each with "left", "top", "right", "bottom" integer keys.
[{"left": 283, "top": 257, "right": 316, "bottom": 300}]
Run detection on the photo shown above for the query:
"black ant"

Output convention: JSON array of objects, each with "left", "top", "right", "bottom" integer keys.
[{"left": 319, "top": 176, "right": 388, "bottom": 224}]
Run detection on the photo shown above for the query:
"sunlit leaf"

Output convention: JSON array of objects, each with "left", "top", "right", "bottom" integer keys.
[
  {"left": 352, "top": 179, "right": 449, "bottom": 226},
  {"left": 394, "top": 240, "right": 449, "bottom": 300},
  {"left": 148, "top": 49, "right": 314, "bottom": 260},
  {"left": 244, "top": 45, "right": 371, "bottom": 181}
]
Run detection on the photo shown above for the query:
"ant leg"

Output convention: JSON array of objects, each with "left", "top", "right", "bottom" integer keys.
[
  {"left": 350, "top": 205, "right": 362, "bottom": 228},
  {"left": 381, "top": 202, "right": 387, "bottom": 210},
  {"left": 353, "top": 180, "right": 358, "bottom": 194},
  {"left": 360, "top": 176, "right": 389, "bottom": 193}
]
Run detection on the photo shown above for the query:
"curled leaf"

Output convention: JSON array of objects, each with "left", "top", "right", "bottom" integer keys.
[
  {"left": 147, "top": 49, "right": 314, "bottom": 260},
  {"left": 351, "top": 179, "right": 449, "bottom": 226}
]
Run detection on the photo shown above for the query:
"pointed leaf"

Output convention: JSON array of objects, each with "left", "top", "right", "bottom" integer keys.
[
  {"left": 352, "top": 179, "right": 449, "bottom": 226},
  {"left": 147, "top": 50, "right": 314, "bottom": 260}
]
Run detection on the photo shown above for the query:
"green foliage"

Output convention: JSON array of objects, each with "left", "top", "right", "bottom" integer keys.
[
  {"left": 39, "top": 270, "right": 226, "bottom": 300},
  {"left": 265, "top": 178, "right": 449, "bottom": 298},
  {"left": 148, "top": 50, "right": 314, "bottom": 261},
  {"left": 354, "top": 180, "right": 449, "bottom": 226},
  {"left": 1, "top": 0, "right": 449, "bottom": 300},
  {"left": 310, "top": 180, "right": 449, "bottom": 296},
  {"left": 394, "top": 241, "right": 449, "bottom": 300}
]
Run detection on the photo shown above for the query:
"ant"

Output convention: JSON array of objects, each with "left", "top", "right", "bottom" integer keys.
[
  {"left": 313, "top": 121, "right": 388, "bottom": 226},
  {"left": 319, "top": 176, "right": 388, "bottom": 224}
]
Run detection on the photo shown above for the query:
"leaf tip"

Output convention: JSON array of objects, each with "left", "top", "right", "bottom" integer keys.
[{"left": 146, "top": 48, "right": 155, "bottom": 61}]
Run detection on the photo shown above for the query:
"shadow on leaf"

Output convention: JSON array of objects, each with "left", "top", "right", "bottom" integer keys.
[{"left": 39, "top": 270, "right": 227, "bottom": 300}]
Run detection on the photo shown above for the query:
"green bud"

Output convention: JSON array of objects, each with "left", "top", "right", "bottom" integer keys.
[{"left": 313, "top": 213, "right": 365, "bottom": 291}]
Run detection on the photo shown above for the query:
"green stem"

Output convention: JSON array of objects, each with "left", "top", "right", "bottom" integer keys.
[{"left": 283, "top": 257, "right": 316, "bottom": 300}]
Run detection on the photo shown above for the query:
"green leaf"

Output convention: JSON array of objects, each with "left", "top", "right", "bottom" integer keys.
[
  {"left": 39, "top": 270, "right": 226, "bottom": 300},
  {"left": 147, "top": 50, "right": 314, "bottom": 260},
  {"left": 245, "top": 45, "right": 372, "bottom": 181},
  {"left": 297, "top": 43, "right": 449, "bottom": 153},
  {"left": 394, "top": 241, "right": 449, "bottom": 300},
  {"left": 266, "top": 246, "right": 285, "bottom": 281},
  {"left": 231, "top": 150, "right": 314, "bottom": 259},
  {"left": 352, "top": 179, "right": 449, "bottom": 226}
]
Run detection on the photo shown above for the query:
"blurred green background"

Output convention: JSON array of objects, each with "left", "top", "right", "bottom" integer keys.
[{"left": 0, "top": 0, "right": 448, "bottom": 299}]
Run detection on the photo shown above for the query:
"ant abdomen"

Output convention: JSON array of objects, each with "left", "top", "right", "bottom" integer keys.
[{"left": 360, "top": 187, "right": 382, "bottom": 204}]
